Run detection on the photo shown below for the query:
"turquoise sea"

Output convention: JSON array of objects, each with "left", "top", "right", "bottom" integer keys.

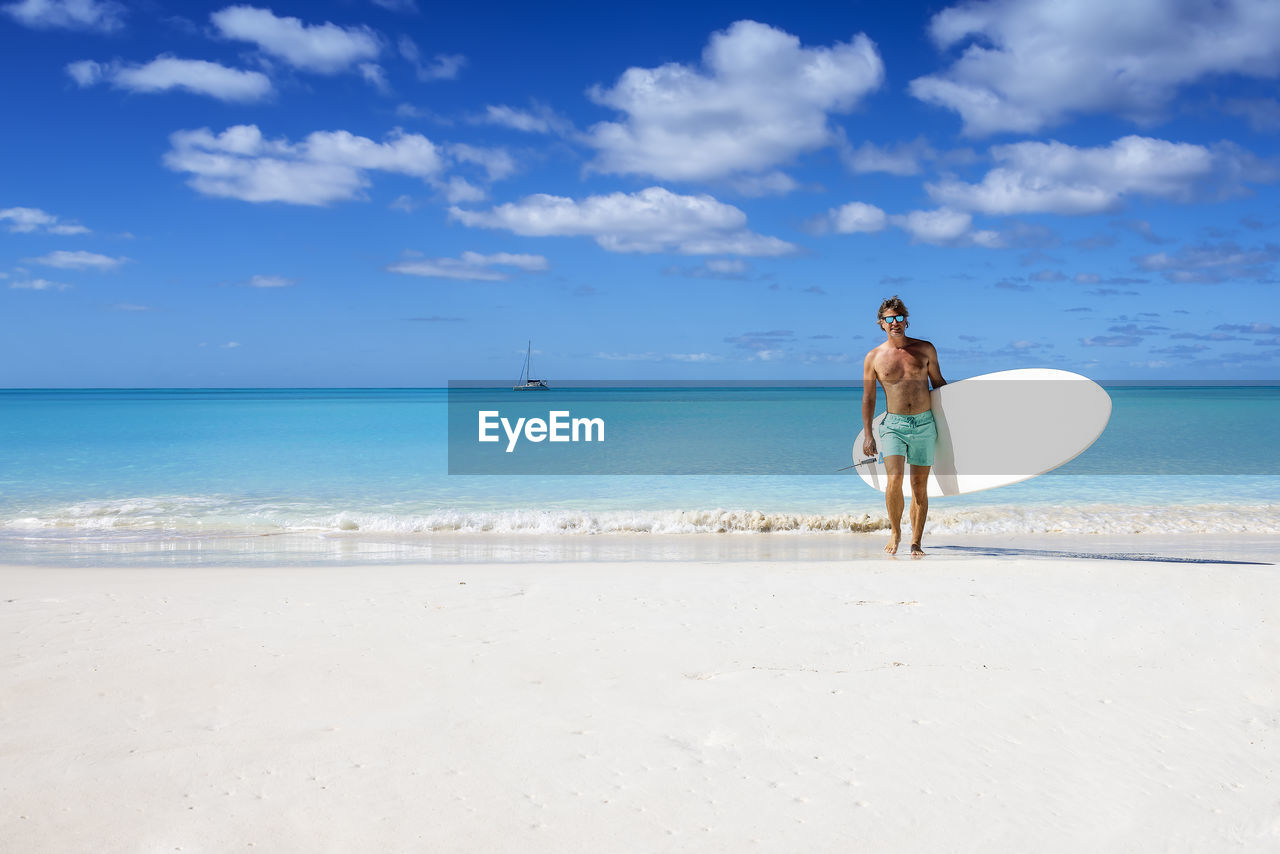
[{"left": 1, "top": 386, "right": 1277, "bottom": 563}]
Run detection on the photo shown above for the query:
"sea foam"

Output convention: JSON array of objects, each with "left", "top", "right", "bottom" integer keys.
[{"left": 4, "top": 497, "right": 1278, "bottom": 537}]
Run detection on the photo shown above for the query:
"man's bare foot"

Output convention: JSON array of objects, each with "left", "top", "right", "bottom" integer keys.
[
  {"left": 910, "top": 542, "right": 925, "bottom": 557},
  {"left": 884, "top": 534, "right": 900, "bottom": 554}
]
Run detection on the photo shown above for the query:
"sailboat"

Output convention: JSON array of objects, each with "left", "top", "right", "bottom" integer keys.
[{"left": 513, "top": 340, "right": 549, "bottom": 390}]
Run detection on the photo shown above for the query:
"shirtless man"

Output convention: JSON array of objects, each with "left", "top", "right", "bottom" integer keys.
[{"left": 861, "top": 296, "right": 946, "bottom": 556}]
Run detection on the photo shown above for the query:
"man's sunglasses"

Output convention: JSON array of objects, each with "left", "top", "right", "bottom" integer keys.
[{"left": 881, "top": 314, "right": 906, "bottom": 323}]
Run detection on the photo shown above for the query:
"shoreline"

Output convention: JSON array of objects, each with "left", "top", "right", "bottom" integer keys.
[
  {"left": 2, "top": 530, "right": 1276, "bottom": 568},
  {"left": 2, "top": 555, "right": 1277, "bottom": 851}
]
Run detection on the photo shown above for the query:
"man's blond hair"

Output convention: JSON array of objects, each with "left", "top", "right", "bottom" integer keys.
[{"left": 877, "top": 295, "right": 908, "bottom": 321}]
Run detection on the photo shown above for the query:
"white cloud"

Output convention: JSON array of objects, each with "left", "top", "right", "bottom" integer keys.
[
  {"left": 829, "top": 201, "right": 887, "bottom": 234},
  {"left": 705, "top": 258, "right": 749, "bottom": 274},
  {"left": 1134, "top": 241, "right": 1279, "bottom": 283},
  {"left": 9, "top": 277, "right": 71, "bottom": 290},
  {"left": 890, "top": 208, "right": 974, "bottom": 245},
  {"left": 585, "top": 20, "right": 883, "bottom": 181},
  {"left": 1223, "top": 97, "right": 1280, "bottom": 132},
  {"left": 211, "top": 5, "right": 381, "bottom": 74},
  {"left": 927, "top": 136, "right": 1259, "bottom": 216},
  {"left": 164, "top": 124, "right": 445, "bottom": 205},
  {"left": 478, "top": 105, "right": 556, "bottom": 134},
  {"left": 25, "top": 249, "right": 126, "bottom": 270},
  {"left": 358, "top": 63, "right": 389, "bottom": 93},
  {"left": 474, "top": 252, "right": 546, "bottom": 271},
  {"left": 595, "top": 352, "right": 723, "bottom": 362},
  {"left": 2, "top": 0, "right": 123, "bottom": 31},
  {"left": 67, "top": 55, "right": 273, "bottom": 102},
  {"left": 1217, "top": 322, "right": 1280, "bottom": 335},
  {"left": 0, "top": 206, "right": 89, "bottom": 234},
  {"left": 822, "top": 202, "right": 1010, "bottom": 248},
  {"left": 676, "top": 232, "right": 797, "bottom": 257},
  {"left": 970, "top": 229, "right": 1005, "bottom": 248},
  {"left": 723, "top": 331, "right": 796, "bottom": 360},
  {"left": 442, "top": 177, "right": 485, "bottom": 204},
  {"left": 1083, "top": 335, "right": 1142, "bottom": 348},
  {"left": 663, "top": 258, "right": 754, "bottom": 280},
  {"left": 448, "top": 144, "right": 516, "bottom": 181},
  {"left": 421, "top": 54, "right": 464, "bottom": 81},
  {"left": 1029, "top": 270, "right": 1066, "bottom": 282},
  {"left": 842, "top": 138, "right": 979, "bottom": 176},
  {"left": 394, "top": 103, "right": 427, "bottom": 119},
  {"left": 728, "top": 171, "right": 799, "bottom": 197},
  {"left": 246, "top": 274, "right": 295, "bottom": 288},
  {"left": 451, "top": 187, "right": 797, "bottom": 256},
  {"left": 844, "top": 138, "right": 934, "bottom": 176},
  {"left": 66, "top": 60, "right": 102, "bottom": 86},
  {"left": 911, "top": 0, "right": 1280, "bottom": 135},
  {"left": 398, "top": 36, "right": 465, "bottom": 81},
  {"left": 387, "top": 251, "right": 548, "bottom": 281}
]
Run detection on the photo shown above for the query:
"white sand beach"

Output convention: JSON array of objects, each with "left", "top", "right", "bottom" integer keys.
[{"left": 2, "top": 544, "right": 1278, "bottom": 852}]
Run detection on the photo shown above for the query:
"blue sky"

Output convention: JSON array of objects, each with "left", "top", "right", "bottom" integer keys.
[{"left": 2, "top": 0, "right": 1278, "bottom": 386}]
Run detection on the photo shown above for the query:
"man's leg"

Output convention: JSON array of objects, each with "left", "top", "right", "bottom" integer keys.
[
  {"left": 883, "top": 454, "right": 905, "bottom": 554},
  {"left": 908, "top": 465, "right": 930, "bottom": 556}
]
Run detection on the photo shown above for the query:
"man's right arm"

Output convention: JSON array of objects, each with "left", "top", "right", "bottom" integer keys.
[{"left": 861, "top": 352, "right": 878, "bottom": 456}]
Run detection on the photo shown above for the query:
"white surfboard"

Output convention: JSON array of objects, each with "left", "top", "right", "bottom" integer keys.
[{"left": 853, "top": 368, "right": 1111, "bottom": 497}]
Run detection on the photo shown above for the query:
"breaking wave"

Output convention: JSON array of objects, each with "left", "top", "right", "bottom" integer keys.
[{"left": 3, "top": 496, "right": 1279, "bottom": 537}]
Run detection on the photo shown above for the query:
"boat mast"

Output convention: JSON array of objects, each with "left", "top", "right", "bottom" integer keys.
[{"left": 515, "top": 340, "right": 546, "bottom": 389}]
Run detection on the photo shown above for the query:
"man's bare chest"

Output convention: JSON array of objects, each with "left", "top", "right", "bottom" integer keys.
[{"left": 874, "top": 349, "right": 928, "bottom": 382}]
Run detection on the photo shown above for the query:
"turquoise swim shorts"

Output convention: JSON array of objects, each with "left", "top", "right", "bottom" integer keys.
[{"left": 878, "top": 411, "right": 937, "bottom": 467}]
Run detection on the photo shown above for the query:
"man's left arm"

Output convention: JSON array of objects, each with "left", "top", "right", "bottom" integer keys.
[{"left": 926, "top": 342, "right": 946, "bottom": 389}]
